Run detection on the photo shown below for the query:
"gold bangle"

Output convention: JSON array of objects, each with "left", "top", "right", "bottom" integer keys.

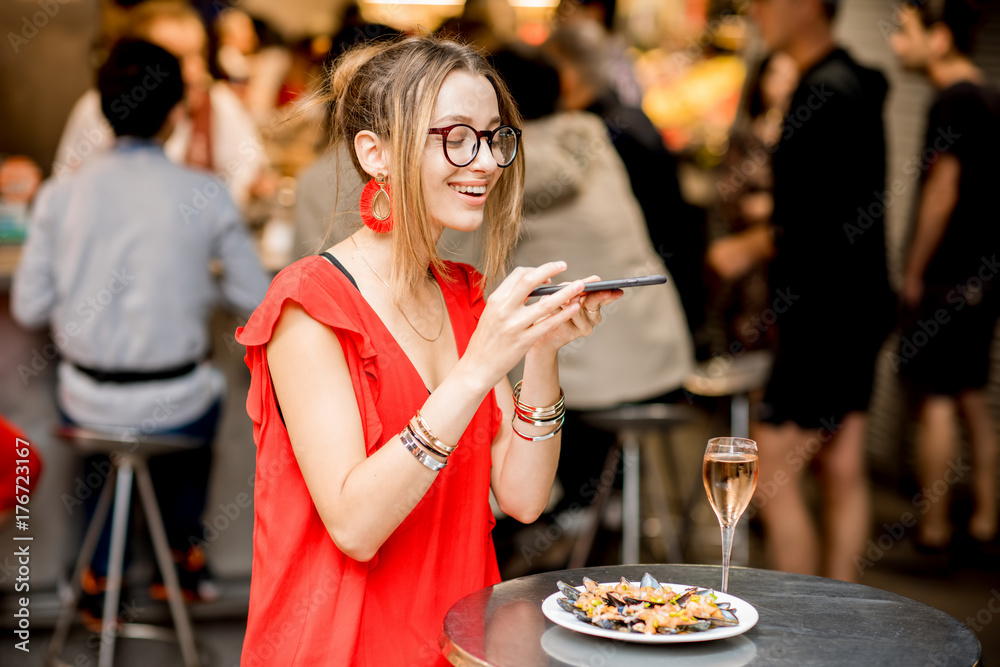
[
  {"left": 412, "top": 411, "right": 456, "bottom": 455},
  {"left": 512, "top": 380, "right": 565, "bottom": 415},
  {"left": 407, "top": 421, "right": 452, "bottom": 459}
]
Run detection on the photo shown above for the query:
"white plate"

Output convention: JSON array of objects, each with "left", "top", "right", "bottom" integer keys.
[{"left": 540, "top": 581, "right": 759, "bottom": 644}]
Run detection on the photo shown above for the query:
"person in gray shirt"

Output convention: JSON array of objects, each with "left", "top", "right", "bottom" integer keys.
[{"left": 12, "top": 39, "right": 269, "bottom": 626}]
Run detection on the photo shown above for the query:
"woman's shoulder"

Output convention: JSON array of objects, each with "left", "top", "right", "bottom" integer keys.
[{"left": 236, "top": 255, "right": 370, "bottom": 347}]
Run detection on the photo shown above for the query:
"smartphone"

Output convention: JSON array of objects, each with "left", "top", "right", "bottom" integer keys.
[{"left": 529, "top": 275, "right": 668, "bottom": 297}]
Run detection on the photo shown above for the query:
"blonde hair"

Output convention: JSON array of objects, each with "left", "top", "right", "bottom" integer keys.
[{"left": 321, "top": 36, "right": 525, "bottom": 295}]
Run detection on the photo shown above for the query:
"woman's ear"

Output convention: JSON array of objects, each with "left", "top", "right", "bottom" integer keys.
[{"left": 354, "top": 130, "right": 390, "bottom": 179}]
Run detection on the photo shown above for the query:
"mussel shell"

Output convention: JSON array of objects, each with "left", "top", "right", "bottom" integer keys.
[
  {"left": 717, "top": 608, "right": 739, "bottom": 623},
  {"left": 605, "top": 592, "right": 627, "bottom": 609},
  {"left": 640, "top": 572, "right": 663, "bottom": 590},
  {"left": 557, "top": 597, "right": 591, "bottom": 622},
  {"left": 675, "top": 587, "right": 710, "bottom": 607},
  {"left": 595, "top": 617, "right": 628, "bottom": 631},
  {"left": 557, "top": 580, "right": 581, "bottom": 601},
  {"left": 655, "top": 626, "right": 680, "bottom": 635},
  {"left": 582, "top": 577, "right": 599, "bottom": 592},
  {"left": 682, "top": 620, "right": 713, "bottom": 632},
  {"left": 622, "top": 596, "right": 645, "bottom": 606}
]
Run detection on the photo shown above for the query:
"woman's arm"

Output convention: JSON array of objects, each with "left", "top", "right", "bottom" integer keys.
[
  {"left": 268, "top": 263, "right": 585, "bottom": 561},
  {"left": 490, "top": 283, "right": 622, "bottom": 522}
]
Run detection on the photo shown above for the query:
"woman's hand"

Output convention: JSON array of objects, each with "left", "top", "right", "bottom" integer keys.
[
  {"left": 530, "top": 275, "right": 623, "bottom": 355},
  {"left": 459, "top": 262, "right": 593, "bottom": 390}
]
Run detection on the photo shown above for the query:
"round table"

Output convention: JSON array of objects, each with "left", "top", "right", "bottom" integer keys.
[{"left": 440, "top": 564, "right": 981, "bottom": 666}]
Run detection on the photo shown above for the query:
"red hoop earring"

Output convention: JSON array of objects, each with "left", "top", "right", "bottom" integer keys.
[{"left": 359, "top": 173, "right": 393, "bottom": 233}]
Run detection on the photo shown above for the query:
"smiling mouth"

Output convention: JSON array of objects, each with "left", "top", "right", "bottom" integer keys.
[{"left": 450, "top": 184, "right": 487, "bottom": 196}]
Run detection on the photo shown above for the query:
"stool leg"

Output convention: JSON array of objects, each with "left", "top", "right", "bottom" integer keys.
[
  {"left": 133, "top": 459, "right": 201, "bottom": 667},
  {"left": 46, "top": 466, "right": 118, "bottom": 666},
  {"left": 99, "top": 459, "right": 134, "bottom": 667},
  {"left": 731, "top": 393, "right": 749, "bottom": 438},
  {"left": 622, "top": 431, "right": 640, "bottom": 564},
  {"left": 568, "top": 445, "right": 619, "bottom": 569},
  {"left": 641, "top": 437, "right": 684, "bottom": 563}
]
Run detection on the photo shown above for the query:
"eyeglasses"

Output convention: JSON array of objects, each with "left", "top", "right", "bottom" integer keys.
[{"left": 427, "top": 124, "right": 521, "bottom": 168}]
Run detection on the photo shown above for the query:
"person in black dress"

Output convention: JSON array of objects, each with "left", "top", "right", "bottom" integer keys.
[
  {"left": 890, "top": 0, "right": 1000, "bottom": 548},
  {"left": 707, "top": 0, "right": 894, "bottom": 581}
]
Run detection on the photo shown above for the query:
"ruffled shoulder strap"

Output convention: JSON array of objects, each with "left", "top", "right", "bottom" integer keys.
[
  {"left": 235, "top": 256, "right": 383, "bottom": 450},
  {"left": 237, "top": 256, "right": 374, "bottom": 355}
]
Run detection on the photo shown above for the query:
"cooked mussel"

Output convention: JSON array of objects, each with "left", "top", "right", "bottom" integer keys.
[
  {"left": 605, "top": 592, "right": 627, "bottom": 609},
  {"left": 557, "top": 580, "right": 581, "bottom": 601},
  {"left": 557, "top": 596, "right": 591, "bottom": 622},
  {"left": 683, "top": 620, "right": 713, "bottom": 632},
  {"left": 674, "top": 587, "right": 711, "bottom": 606}
]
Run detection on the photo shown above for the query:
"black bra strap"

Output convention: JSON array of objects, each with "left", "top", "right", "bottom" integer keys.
[{"left": 319, "top": 252, "right": 359, "bottom": 290}]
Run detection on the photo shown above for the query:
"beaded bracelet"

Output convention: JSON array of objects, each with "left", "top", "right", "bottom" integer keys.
[{"left": 400, "top": 424, "right": 446, "bottom": 472}]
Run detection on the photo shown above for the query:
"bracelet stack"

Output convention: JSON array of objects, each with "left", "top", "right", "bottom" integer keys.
[
  {"left": 400, "top": 410, "right": 454, "bottom": 472},
  {"left": 512, "top": 380, "right": 566, "bottom": 441}
]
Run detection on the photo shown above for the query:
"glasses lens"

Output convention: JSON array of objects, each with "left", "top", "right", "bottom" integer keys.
[
  {"left": 444, "top": 125, "right": 477, "bottom": 166},
  {"left": 492, "top": 126, "right": 518, "bottom": 166}
]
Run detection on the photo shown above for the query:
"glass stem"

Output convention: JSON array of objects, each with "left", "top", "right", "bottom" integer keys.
[{"left": 720, "top": 523, "right": 735, "bottom": 593}]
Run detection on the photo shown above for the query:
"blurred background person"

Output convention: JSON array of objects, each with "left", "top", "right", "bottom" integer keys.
[
  {"left": 329, "top": 1, "right": 399, "bottom": 56},
  {"left": 707, "top": 0, "right": 894, "bottom": 581},
  {"left": 553, "top": 0, "right": 642, "bottom": 106},
  {"left": 490, "top": 51, "right": 694, "bottom": 572},
  {"left": 214, "top": 9, "right": 291, "bottom": 128},
  {"left": 701, "top": 51, "right": 798, "bottom": 357},
  {"left": 890, "top": 0, "right": 1000, "bottom": 549},
  {"left": 292, "top": 5, "right": 403, "bottom": 260},
  {"left": 546, "top": 20, "right": 706, "bottom": 337},
  {"left": 52, "top": 0, "right": 267, "bottom": 210},
  {"left": 438, "top": 0, "right": 517, "bottom": 54},
  {"left": 11, "top": 39, "right": 269, "bottom": 628}
]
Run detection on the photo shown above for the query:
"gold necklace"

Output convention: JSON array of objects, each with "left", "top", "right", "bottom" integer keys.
[{"left": 351, "top": 236, "right": 445, "bottom": 342}]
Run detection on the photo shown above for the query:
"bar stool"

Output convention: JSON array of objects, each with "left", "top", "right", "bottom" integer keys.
[
  {"left": 46, "top": 427, "right": 202, "bottom": 667},
  {"left": 570, "top": 403, "right": 699, "bottom": 567},
  {"left": 683, "top": 350, "right": 773, "bottom": 565},
  {"left": 683, "top": 350, "right": 773, "bottom": 438}
]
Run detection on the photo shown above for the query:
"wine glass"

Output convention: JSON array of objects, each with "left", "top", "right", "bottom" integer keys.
[{"left": 702, "top": 437, "right": 759, "bottom": 593}]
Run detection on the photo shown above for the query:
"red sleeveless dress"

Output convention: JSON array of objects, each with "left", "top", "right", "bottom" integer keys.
[{"left": 236, "top": 256, "right": 502, "bottom": 667}]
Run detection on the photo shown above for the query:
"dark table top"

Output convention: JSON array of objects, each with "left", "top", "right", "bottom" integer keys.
[{"left": 441, "top": 564, "right": 980, "bottom": 666}]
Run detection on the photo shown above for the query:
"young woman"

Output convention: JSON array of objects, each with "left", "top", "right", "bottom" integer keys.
[{"left": 236, "top": 37, "right": 622, "bottom": 665}]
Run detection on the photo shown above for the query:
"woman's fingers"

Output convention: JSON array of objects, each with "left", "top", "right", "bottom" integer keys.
[{"left": 513, "top": 262, "right": 570, "bottom": 300}]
